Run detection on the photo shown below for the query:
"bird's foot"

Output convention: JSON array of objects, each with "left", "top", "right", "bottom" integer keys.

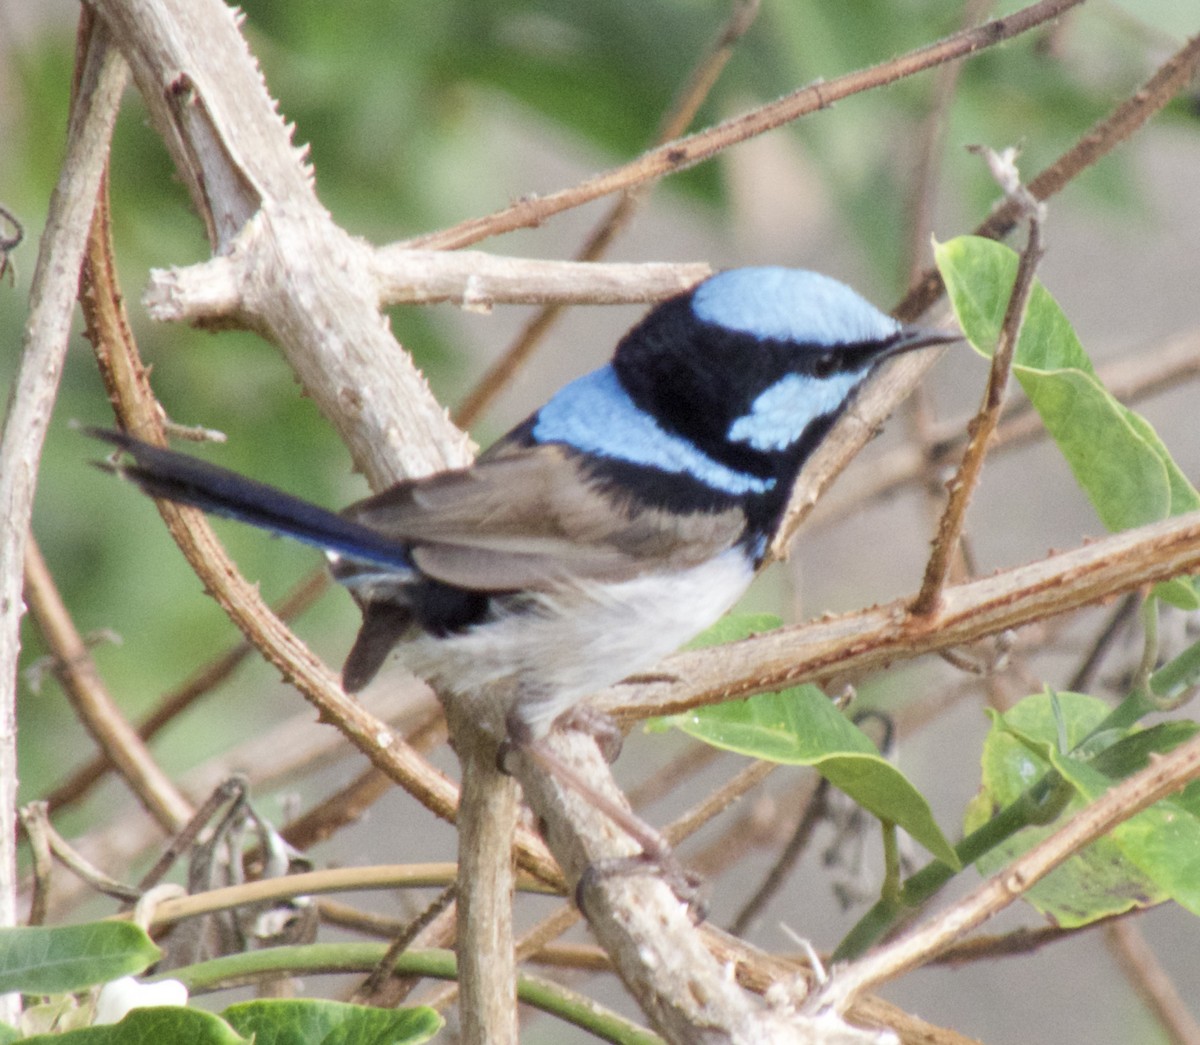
[
  {"left": 577, "top": 845, "right": 708, "bottom": 923},
  {"left": 557, "top": 705, "right": 624, "bottom": 764}
]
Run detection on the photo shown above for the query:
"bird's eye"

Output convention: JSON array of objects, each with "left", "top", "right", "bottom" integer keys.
[{"left": 812, "top": 354, "right": 838, "bottom": 379}]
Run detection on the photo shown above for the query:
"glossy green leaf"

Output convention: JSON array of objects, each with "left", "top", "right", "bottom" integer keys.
[
  {"left": 965, "top": 691, "right": 1200, "bottom": 924},
  {"left": 935, "top": 235, "right": 1200, "bottom": 608},
  {"left": 659, "top": 617, "right": 957, "bottom": 866},
  {"left": 22, "top": 1007, "right": 247, "bottom": 1044},
  {"left": 0, "top": 923, "right": 159, "bottom": 995},
  {"left": 222, "top": 998, "right": 443, "bottom": 1045},
  {"left": 1048, "top": 727, "right": 1200, "bottom": 917}
]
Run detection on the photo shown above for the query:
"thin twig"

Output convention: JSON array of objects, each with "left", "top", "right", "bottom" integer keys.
[
  {"left": 663, "top": 759, "right": 776, "bottom": 847},
  {"left": 408, "top": 0, "right": 1087, "bottom": 252},
  {"left": 352, "top": 885, "right": 457, "bottom": 1006},
  {"left": 912, "top": 147, "right": 1045, "bottom": 615},
  {"left": 810, "top": 326, "right": 1200, "bottom": 534},
  {"left": 0, "top": 203, "right": 23, "bottom": 283},
  {"left": 895, "top": 31, "right": 1200, "bottom": 323},
  {"left": 24, "top": 538, "right": 193, "bottom": 832},
  {"left": 1104, "top": 917, "right": 1200, "bottom": 1045},
  {"left": 895, "top": 0, "right": 996, "bottom": 594},
  {"left": 626, "top": 741, "right": 722, "bottom": 811},
  {"left": 25, "top": 804, "right": 141, "bottom": 904},
  {"left": 931, "top": 916, "right": 1117, "bottom": 965},
  {"left": 318, "top": 899, "right": 407, "bottom": 938},
  {"left": 0, "top": 24, "right": 127, "bottom": 1024},
  {"left": 44, "top": 569, "right": 329, "bottom": 816},
  {"left": 1068, "top": 594, "right": 1140, "bottom": 692},
  {"left": 127, "top": 863, "right": 500, "bottom": 929},
  {"left": 281, "top": 706, "right": 446, "bottom": 851},
  {"left": 357, "top": 898, "right": 460, "bottom": 1008},
  {"left": 17, "top": 804, "right": 54, "bottom": 927},
  {"left": 135, "top": 776, "right": 246, "bottom": 893},
  {"left": 903, "top": 0, "right": 994, "bottom": 286}
]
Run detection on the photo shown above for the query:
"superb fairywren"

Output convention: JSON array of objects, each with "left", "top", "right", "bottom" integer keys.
[{"left": 91, "top": 267, "right": 953, "bottom": 749}]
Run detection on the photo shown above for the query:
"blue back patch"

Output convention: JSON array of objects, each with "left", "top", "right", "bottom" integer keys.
[
  {"left": 692, "top": 268, "right": 900, "bottom": 346},
  {"left": 532, "top": 366, "right": 775, "bottom": 496}
]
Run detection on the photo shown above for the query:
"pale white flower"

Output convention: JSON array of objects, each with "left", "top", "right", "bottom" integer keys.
[{"left": 94, "top": 975, "right": 188, "bottom": 1025}]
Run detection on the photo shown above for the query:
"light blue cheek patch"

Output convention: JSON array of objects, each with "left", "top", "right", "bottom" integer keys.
[
  {"left": 692, "top": 267, "right": 901, "bottom": 346},
  {"left": 727, "top": 369, "right": 867, "bottom": 452},
  {"left": 532, "top": 366, "right": 776, "bottom": 496}
]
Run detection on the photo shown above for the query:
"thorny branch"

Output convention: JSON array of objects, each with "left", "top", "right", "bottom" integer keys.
[
  {"left": 406, "top": 0, "right": 1088, "bottom": 252},
  {"left": 912, "top": 147, "right": 1045, "bottom": 616}
]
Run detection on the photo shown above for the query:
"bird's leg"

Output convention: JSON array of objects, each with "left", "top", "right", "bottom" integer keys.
[{"left": 504, "top": 711, "right": 705, "bottom": 919}]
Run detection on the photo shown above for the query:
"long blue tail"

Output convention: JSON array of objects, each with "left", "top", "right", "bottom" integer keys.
[{"left": 87, "top": 428, "right": 413, "bottom": 572}]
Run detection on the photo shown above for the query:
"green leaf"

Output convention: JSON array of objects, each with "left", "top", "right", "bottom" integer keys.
[
  {"left": 0, "top": 923, "right": 159, "bottom": 995},
  {"left": 1047, "top": 726, "right": 1200, "bottom": 917},
  {"left": 658, "top": 615, "right": 957, "bottom": 867},
  {"left": 22, "top": 1006, "right": 248, "bottom": 1044},
  {"left": 935, "top": 235, "right": 1200, "bottom": 608},
  {"left": 965, "top": 691, "right": 1200, "bottom": 924},
  {"left": 665, "top": 688, "right": 957, "bottom": 867},
  {"left": 222, "top": 998, "right": 443, "bottom": 1045}
]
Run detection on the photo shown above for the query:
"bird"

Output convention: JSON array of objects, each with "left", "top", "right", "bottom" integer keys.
[{"left": 90, "top": 266, "right": 953, "bottom": 765}]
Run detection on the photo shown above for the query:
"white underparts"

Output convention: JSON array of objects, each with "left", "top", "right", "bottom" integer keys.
[{"left": 395, "top": 549, "right": 756, "bottom": 739}]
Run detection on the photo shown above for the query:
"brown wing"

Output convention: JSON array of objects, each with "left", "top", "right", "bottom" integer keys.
[{"left": 342, "top": 443, "right": 745, "bottom": 592}]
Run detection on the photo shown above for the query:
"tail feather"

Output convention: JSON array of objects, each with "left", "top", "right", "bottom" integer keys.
[{"left": 87, "top": 428, "right": 413, "bottom": 573}]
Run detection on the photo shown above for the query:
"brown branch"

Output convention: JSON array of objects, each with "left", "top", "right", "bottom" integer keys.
[
  {"left": 23, "top": 538, "right": 193, "bottom": 832},
  {"left": 77, "top": 1, "right": 1200, "bottom": 1036},
  {"left": 903, "top": 0, "right": 994, "bottom": 285},
  {"left": 772, "top": 36, "right": 1200, "bottom": 567},
  {"left": 44, "top": 570, "right": 328, "bottom": 816},
  {"left": 440, "top": 702, "right": 519, "bottom": 1045},
  {"left": 17, "top": 804, "right": 53, "bottom": 927},
  {"left": 20, "top": 802, "right": 140, "bottom": 905},
  {"left": 810, "top": 326, "right": 1200, "bottom": 534},
  {"left": 895, "top": 31, "right": 1200, "bottom": 323},
  {"left": 36, "top": 680, "right": 440, "bottom": 922},
  {"left": 128, "top": 863, "right": 471, "bottom": 928},
  {"left": 407, "top": 0, "right": 1087, "bottom": 252},
  {"left": 728, "top": 780, "right": 829, "bottom": 938},
  {"left": 93, "top": 0, "right": 474, "bottom": 489},
  {"left": 626, "top": 740, "right": 723, "bottom": 811},
  {"left": 912, "top": 155, "right": 1043, "bottom": 615},
  {"left": 281, "top": 710, "right": 445, "bottom": 852},
  {"left": 600, "top": 507, "right": 1200, "bottom": 725},
  {"left": 0, "top": 24, "right": 128, "bottom": 1005},
  {"left": 351, "top": 885, "right": 457, "bottom": 1007},
  {"left": 146, "top": 251, "right": 713, "bottom": 326},
  {"left": 665, "top": 759, "right": 777, "bottom": 848}
]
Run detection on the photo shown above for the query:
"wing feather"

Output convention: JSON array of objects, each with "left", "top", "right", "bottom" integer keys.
[{"left": 343, "top": 445, "right": 744, "bottom": 591}]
